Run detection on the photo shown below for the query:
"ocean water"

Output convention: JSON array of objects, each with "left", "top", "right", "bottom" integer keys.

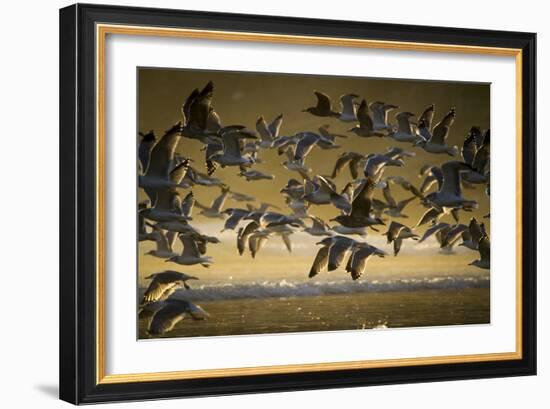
[{"left": 138, "top": 276, "right": 490, "bottom": 339}]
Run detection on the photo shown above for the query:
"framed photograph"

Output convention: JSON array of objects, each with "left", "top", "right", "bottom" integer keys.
[{"left": 59, "top": 3, "right": 536, "bottom": 404}]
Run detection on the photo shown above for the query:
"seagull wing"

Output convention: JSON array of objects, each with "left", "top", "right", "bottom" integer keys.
[
  {"left": 431, "top": 108, "right": 456, "bottom": 145},
  {"left": 268, "top": 114, "right": 283, "bottom": 138},
  {"left": 153, "top": 229, "right": 172, "bottom": 253},
  {"left": 310, "top": 216, "right": 328, "bottom": 230},
  {"left": 461, "top": 131, "right": 477, "bottom": 166},
  {"left": 181, "top": 88, "right": 199, "bottom": 123},
  {"left": 350, "top": 178, "right": 376, "bottom": 218},
  {"left": 256, "top": 116, "right": 273, "bottom": 141},
  {"left": 370, "top": 102, "right": 385, "bottom": 127},
  {"left": 356, "top": 99, "right": 374, "bottom": 130},
  {"left": 206, "top": 108, "right": 222, "bottom": 133},
  {"left": 187, "top": 301, "right": 210, "bottom": 320},
  {"left": 479, "top": 235, "right": 490, "bottom": 263},
  {"left": 347, "top": 247, "right": 374, "bottom": 280},
  {"left": 294, "top": 132, "right": 320, "bottom": 161},
  {"left": 469, "top": 217, "right": 483, "bottom": 245},
  {"left": 180, "top": 192, "right": 195, "bottom": 218},
  {"left": 222, "top": 131, "right": 244, "bottom": 157},
  {"left": 472, "top": 131, "right": 490, "bottom": 174},
  {"left": 145, "top": 123, "right": 182, "bottom": 178},
  {"left": 238, "top": 221, "right": 260, "bottom": 255},
  {"left": 211, "top": 187, "right": 230, "bottom": 212},
  {"left": 188, "top": 81, "right": 214, "bottom": 130},
  {"left": 393, "top": 238, "right": 403, "bottom": 256},
  {"left": 441, "top": 224, "right": 468, "bottom": 247},
  {"left": 142, "top": 278, "right": 180, "bottom": 304},
  {"left": 314, "top": 91, "right": 333, "bottom": 112},
  {"left": 281, "top": 233, "right": 292, "bottom": 253},
  {"left": 340, "top": 94, "right": 357, "bottom": 117},
  {"left": 419, "top": 223, "right": 450, "bottom": 243},
  {"left": 204, "top": 141, "right": 223, "bottom": 159},
  {"left": 309, "top": 245, "right": 329, "bottom": 278},
  {"left": 385, "top": 221, "right": 405, "bottom": 243},
  {"left": 415, "top": 207, "right": 442, "bottom": 228},
  {"left": 169, "top": 158, "right": 191, "bottom": 184},
  {"left": 249, "top": 233, "right": 268, "bottom": 258},
  {"left": 418, "top": 104, "right": 435, "bottom": 130},
  {"left": 420, "top": 174, "right": 437, "bottom": 193},
  {"left": 138, "top": 131, "right": 156, "bottom": 173},
  {"left": 440, "top": 161, "right": 468, "bottom": 197},
  {"left": 349, "top": 155, "right": 363, "bottom": 179},
  {"left": 396, "top": 113, "right": 414, "bottom": 134},
  {"left": 430, "top": 166, "right": 444, "bottom": 191},
  {"left": 383, "top": 183, "right": 397, "bottom": 208},
  {"left": 148, "top": 300, "right": 189, "bottom": 335},
  {"left": 224, "top": 211, "right": 246, "bottom": 231},
  {"left": 331, "top": 153, "right": 352, "bottom": 178},
  {"left": 328, "top": 239, "right": 353, "bottom": 271},
  {"left": 179, "top": 235, "right": 201, "bottom": 258}
]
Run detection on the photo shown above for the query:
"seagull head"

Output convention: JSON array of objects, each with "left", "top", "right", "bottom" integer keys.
[{"left": 315, "top": 237, "right": 334, "bottom": 246}]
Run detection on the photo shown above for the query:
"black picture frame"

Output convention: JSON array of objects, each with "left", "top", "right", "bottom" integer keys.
[{"left": 59, "top": 3, "right": 536, "bottom": 404}]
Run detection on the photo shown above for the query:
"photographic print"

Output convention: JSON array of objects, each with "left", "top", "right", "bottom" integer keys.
[{"left": 137, "top": 68, "right": 491, "bottom": 339}]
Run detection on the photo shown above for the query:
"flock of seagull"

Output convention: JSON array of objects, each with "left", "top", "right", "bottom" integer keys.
[{"left": 137, "top": 81, "right": 490, "bottom": 336}]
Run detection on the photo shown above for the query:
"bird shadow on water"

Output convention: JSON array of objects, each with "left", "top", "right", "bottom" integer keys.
[{"left": 35, "top": 384, "right": 58, "bottom": 399}]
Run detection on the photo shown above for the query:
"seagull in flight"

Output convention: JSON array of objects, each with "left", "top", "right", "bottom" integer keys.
[
  {"left": 141, "top": 271, "right": 199, "bottom": 305},
  {"left": 363, "top": 154, "right": 404, "bottom": 181},
  {"left": 390, "top": 111, "right": 418, "bottom": 143},
  {"left": 383, "top": 221, "right": 419, "bottom": 256},
  {"left": 146, "top": 299, "right": 209, "bottom": 336},
  {"left": 331, "top": 151, "right": 366, "bottom": 179},
  {"left": 469, "top": 234, "right": 490, "bottom": 269},
  {"left": 238, "top": 168, "right": 275, "bottom": 181},
  {"left": 337, "top": 93, "right": 360, "bottom": 122},
  {"left": 309, "top": 236, "right": 385, "bottom": 280},
  {"left": 180, "top": 81, "right": 221, "bottom": 142},
  {"left": 348, "top": 99, "right": 385, "bottom": 138},
  {"left": 302, "top": 91, "right": 340, "bottom": 117},
  {"left": 166, "top": 234, "right": 213, "bottom": 268},
  {"left": 423, "top": 161, "right": 478, "bottom": 210},
  {"left": 414, "top": 107, "right": 459, "bottom": 156},
  {"left": 195, "top": 186, "right": 230, "bottom": 218},
  {"left": 255, "top": 114, "right": 283, "bottom": 148},
  {"left": 206, "top": 127, "right": 257, "bottom": 175},
  {"left": 369, "top": 101, "right": 398, "bottom": 132},
  {"left": 330, "top": 178, "right": 385, "bottom": 230},
  {"left": 138, "top": 122, "right": 187, "bottom": 197},
  {"left": 461, "top": 127, "right": 490, "bottom": 184}
]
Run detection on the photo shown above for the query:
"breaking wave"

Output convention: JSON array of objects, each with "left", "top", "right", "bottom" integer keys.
[{"left": 141, "top": 276, "right": 489, "bottom": 302}]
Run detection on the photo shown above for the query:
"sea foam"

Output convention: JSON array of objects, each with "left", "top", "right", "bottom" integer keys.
[{"left": 140, "top": 275, "right": 489, "bottom": 302}]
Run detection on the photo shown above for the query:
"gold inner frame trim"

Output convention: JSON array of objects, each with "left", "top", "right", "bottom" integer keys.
[{"left": 95, "top": 23, "right": 523, "bottom": 385}]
